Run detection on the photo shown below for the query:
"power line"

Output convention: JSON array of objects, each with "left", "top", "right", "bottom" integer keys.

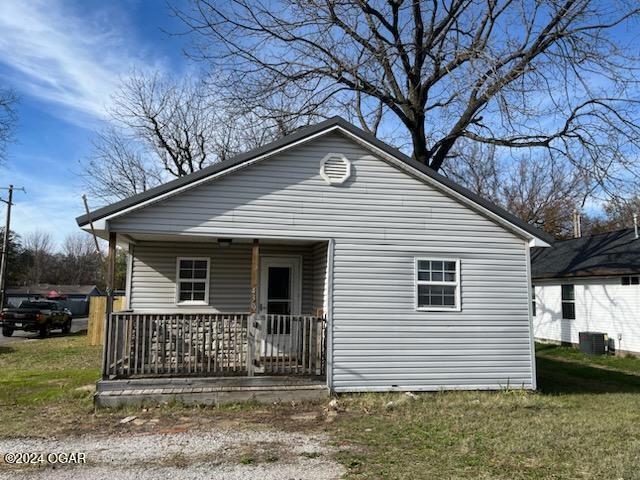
[{"left": 0, "top": 185, "right": 26, "bottom": 308}]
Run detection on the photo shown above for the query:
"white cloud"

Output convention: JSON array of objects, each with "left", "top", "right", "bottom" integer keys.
[
  {"left": 0, "top": 164, "right": 85, "bottom": 249},
  {"left": 0, "top": 0, "right": 162, "bottom": 126}
]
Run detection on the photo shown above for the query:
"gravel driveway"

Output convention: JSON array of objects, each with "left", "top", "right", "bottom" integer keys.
[{"left": 0, "top": 428, "right": 344, "bottom": 479}]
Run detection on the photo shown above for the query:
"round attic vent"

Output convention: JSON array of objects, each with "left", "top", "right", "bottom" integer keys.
[{"left": 320, "top": 153, "right": 351, "bottom": 185}]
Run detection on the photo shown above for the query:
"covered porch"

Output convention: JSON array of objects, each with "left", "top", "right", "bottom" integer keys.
[{"left": 97, "top": 233, "right": 331, "bottom": 406}]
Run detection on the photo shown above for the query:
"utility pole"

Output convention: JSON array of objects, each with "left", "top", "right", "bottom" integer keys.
[{"left": 0, "top": 185, "right": 25, "bottom": 309}]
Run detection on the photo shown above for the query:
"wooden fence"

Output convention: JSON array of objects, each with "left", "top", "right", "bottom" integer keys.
[{"left": 87, "top": 296, "right": 126, "bottom": 346}]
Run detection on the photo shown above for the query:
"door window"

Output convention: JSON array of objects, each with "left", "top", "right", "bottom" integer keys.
[
  {"left": 267, "top": 266, "right": 291, "bottom": 315},
  {"left": 267, "top": 266, "right": 292, "bottom": 334}
]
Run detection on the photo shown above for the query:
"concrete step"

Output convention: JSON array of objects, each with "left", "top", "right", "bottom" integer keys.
[{"left": 95, "top": 376, "right": 329, "bottom": 407}]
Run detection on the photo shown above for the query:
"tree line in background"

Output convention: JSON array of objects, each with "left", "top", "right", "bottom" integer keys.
[
  {"left": 0, "top": 229, "right": 126, "bottom": 290},
  {"left": 77, "top": 1, "right": 640, "bottom": 240}
]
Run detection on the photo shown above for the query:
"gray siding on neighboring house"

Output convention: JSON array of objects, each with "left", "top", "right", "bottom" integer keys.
[{"left": 113, "top": 132, "right": 534, "bottom": 391}]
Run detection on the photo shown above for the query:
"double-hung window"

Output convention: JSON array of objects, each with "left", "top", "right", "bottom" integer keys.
[
  {"left": 415, "top": 258, "right": 460, "bottom": 311},
  {"left": 176, "top": 257, "right": 210, "bottom": 304},
  {"left": 561, "top": 284, "right": 575, "bottom": 319},
  {"left": 532, "top": 285, "right": 536, "bottom": 317}
]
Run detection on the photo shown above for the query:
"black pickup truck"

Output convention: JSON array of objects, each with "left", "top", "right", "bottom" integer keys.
[{"left": 0, "top": 301, "right": 72, "bottom": 337}]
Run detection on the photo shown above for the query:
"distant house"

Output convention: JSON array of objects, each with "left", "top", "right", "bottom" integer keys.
[
  {"left": 5, "top": 284, "right": 101, "bottom": 316},
  {"left": 77, "top": 116, "right": 551, "bottom": 405},
  {"left": 531, "top": 228, "right": 640, "bottom": 354}
]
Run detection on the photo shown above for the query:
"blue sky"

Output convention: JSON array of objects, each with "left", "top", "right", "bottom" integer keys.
[
  {"left": 0, "top": 0, "right": 192, "bottom": 248},
  {"left": 0, "top": 1, "right": 635, "bottom": 248}
]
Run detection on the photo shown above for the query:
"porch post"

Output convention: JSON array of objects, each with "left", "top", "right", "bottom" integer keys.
[
  {"left": 247, "top": 238, "right": 260, "bottom": 376},
  {"left": 102, "top": 231, "right": 117, "bottom": 378}
]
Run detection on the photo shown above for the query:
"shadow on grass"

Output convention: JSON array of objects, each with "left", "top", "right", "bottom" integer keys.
[
  {"left": 537, "top": 355, "right": 640, "bottom": 394},
  {"left": 5, "top": 329, "right": 89, "bottom": 342},
  {"left": 536, "top": 343, "right": 564, "bottom": 354},
  {"left": 50, "top": 330, "right": 88, "bottom": 338},
  {"left": 0, "top": 345, "right": 15, "bottom": 355}
]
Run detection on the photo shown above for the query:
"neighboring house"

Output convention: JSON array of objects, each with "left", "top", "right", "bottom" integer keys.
[
  {"left": 531, "top": 228, "right": 640, "bottom": 354},
  {"left": 77, "top": 117, "right": 551, "bottom": 404},
  {"left": 6, "top": 284, "right": 101, "bottom": 316}
]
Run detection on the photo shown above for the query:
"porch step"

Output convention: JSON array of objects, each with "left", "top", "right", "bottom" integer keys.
[{"left": 95, "top": 376, "right": 328, "bottom": 407}]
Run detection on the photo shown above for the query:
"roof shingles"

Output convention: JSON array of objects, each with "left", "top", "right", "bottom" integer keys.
[{"left": 531, "top": 228, "right": 640, "bottom": 279}]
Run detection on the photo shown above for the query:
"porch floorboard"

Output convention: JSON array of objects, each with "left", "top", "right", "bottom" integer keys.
[{"left": 95, "top": 376, "right": 328, "bottom": 407}]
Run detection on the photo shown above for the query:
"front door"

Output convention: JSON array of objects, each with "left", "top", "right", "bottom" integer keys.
[{"left": 259, "top": 256, "right": 301, "bottom": 357}]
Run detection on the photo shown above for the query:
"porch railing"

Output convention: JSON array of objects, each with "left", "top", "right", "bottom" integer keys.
[
  {"left": 260, "top": 314, "right": 327, "bottom": 376},
  {"left": 103, "top": 312, "right": 326, "bottom": 379}
]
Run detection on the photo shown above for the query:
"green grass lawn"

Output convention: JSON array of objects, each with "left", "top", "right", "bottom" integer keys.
[
  {"left": 332, "top": 350, "right": 640, "bottom": 479},
  {"left": 536, "top": 341, "right": 640, "bottom": 375},
  {"left": 0, "top": 333, "right": 101, "bottom": 436},
  {"left": 2, "top": 335, "right": 640, "bottom": 478}
]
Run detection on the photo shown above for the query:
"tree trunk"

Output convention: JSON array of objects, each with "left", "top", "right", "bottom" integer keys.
[{"left": 410, "top": 118, "right": 431, "bottom": 168}]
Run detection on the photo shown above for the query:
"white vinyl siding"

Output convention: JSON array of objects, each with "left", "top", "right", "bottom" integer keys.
[
  {"left": 115, "top": 132, "right": 535, "bottom": 391},
  {"left": 534, "top": 277, "right": 640, "bottom": 354},
  {"left": 130, "top": 242, "right": 323, "bottom": 314},
  {"left": 312, "top": 242, "right": 328, "bottom": 314}
]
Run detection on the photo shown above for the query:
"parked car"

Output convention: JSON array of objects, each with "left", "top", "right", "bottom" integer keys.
[{"left": 0, "top": 301, "right": 72, "bottom": 337}]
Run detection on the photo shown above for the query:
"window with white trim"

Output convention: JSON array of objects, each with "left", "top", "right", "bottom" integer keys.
[
  {"left": 176, "top": 257, "right": 210, "bottom": 304},
  {"left": 415, "top": 258, "right": 460, "bottom": 310},
  {"left": 531, "top": 284, "right": 536, "bottom": 317},
  {"left": 561, "top": 284, "right": 575, "bottom": 319}
]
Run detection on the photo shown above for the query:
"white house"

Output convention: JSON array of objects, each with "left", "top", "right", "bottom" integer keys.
[
  {"left": 77, "top": 117, "right": 551, "bottom": 405},
  {"left": 532, "top": 228, "right": 640, "bottom": 355}
]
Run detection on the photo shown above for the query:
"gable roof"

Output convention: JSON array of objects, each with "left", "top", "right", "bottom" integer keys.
[
  {"left": 76, "top": 116, "right": 552, "bottom": 244},
  {"left": 531, "top": 228, "right": 640, "bottom": 279}
]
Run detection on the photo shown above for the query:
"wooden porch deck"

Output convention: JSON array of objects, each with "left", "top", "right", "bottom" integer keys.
[
  {"left": 95, "top": 375, "right": 328, "bottom": 407},
  {"left": 96, "top": 312, "right": 328, "bottom": 406}
]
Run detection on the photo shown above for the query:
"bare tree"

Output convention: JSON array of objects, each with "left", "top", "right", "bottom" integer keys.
[
  {"left": 443, "top": 143, "right": 588, "bottom": 237},
  {"left": 81, "top": 128, "right": 164, "bottom": 201},
  {"left": 23, "top": 230, "right": 55, "bottom": 285},
  {"left": 500, "top": 157, "right": 588, "bottom": 239},
  {"left": 59, "top": 233, "right": 102, "bottom": 285},
  {"left": 81, "top": 72, "right": 321, "bottom": 202},
  {"left": 111, "top": 73, "right": 221, "bottom": 177},
  {"left": 0, "top": 87, "right": 17, "bottom": 163},
  {"left": 588, "top": 196, "right": 640, "bottom": 232},
  {"left": 174, "top": 0, "right": 640, "bottom": 195}
]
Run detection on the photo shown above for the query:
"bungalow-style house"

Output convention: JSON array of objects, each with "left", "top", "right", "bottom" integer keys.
[
  {"left": 5, "top": 284, "right": 101, "bottom": 316},
  {"left": 532, "top": 228, "right": 640, "bottom": 355},
  {"left": 77, "top": 117, "right": 551, "bottom": 405}
]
